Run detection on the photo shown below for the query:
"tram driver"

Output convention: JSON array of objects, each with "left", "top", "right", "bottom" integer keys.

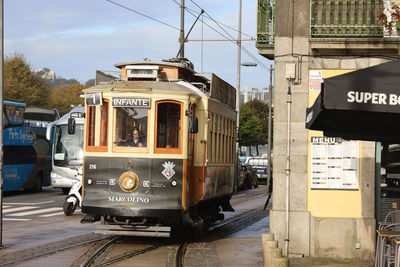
[{"left": 128, "top": 127, "right": 144, "bottom": 147}]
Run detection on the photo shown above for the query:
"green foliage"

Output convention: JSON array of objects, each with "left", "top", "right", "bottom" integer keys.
[
  {"left": 247, "top": 99, "right": 269, "bottom": 146},
  {"left": 239, "top": 103, "right": 262, "bottom": 147},
  {"left": 48, "top": 83, "right": 86, "bottom": 116},
  {"left": 4, "top": 54, "right": 50, "bottom": 106},
  {"left": 239, "top": 100, "right": 273, "bottom": 150}
]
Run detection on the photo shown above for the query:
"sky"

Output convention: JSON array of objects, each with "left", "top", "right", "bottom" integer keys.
[{"left": 4, "top": 0, "right": 273, "bottom": 91}]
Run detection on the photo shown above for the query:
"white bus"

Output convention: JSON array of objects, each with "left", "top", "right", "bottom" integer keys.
[{"left": 46, "top": 107, "right": 84, "bottom": 193}]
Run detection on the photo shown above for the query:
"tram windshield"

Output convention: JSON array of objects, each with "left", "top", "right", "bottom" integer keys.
[{"left": 115, "top": 107, "right": 148, "bottom": 147}]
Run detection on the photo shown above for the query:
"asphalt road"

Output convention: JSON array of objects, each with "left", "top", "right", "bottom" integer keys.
[{"left": 3, "top": 187, "right": 69, "bottom": 222}]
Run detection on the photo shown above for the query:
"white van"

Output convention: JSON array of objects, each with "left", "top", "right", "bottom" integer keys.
[{"left": 246, "top": 157, "right": 268, "bottom": 184}]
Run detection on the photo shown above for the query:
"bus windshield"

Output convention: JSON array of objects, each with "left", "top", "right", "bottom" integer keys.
[{"left": 54, "top": 124, "right": 84, "bottom": 166}]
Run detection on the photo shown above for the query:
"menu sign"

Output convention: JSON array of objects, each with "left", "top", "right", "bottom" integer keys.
[{"left": 310, "top": 137, "right": 359, "bottom": 190}]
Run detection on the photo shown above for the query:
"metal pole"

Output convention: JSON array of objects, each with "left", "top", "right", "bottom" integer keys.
[
  {"left": 234, "top": 0, "right": 242, "bottom": 194},
  {"left": 267, "top": 65, "right": 273, "bottom": 197},
  {"left": 0, "top": 0, "right": 4, "bottom": 248},
  {"left": 179, "top": 0, "right": 185, "bottom": 58},
  {"left": 285, "top": 80, "right": 292, "bottom": 256}
]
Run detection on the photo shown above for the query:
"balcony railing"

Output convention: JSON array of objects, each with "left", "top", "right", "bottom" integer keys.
[
  {"left": 256, "top": 0, "right": 275, "bottom": 47},
  {"left": 310, "top": 0, "right": 383, "bottom": 37}
]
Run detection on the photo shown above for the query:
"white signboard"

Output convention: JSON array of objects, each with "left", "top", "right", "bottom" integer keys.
[
  {"left": 310, "top": 137, "right": 359, "bottom": 190},
  {"left": 309, "top": 70, "right": 323, "bottom": 91}
]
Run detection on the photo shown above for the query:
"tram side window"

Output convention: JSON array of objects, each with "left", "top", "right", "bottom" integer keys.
[
  {"left": 87, "top": 100, "right": 108, "bottom": 151},
  {"left": 156, "top": 101, "right": 182, "bottom": 150},
  {"left": 114, "top": 107, "right": 148, "bottom": 148}
]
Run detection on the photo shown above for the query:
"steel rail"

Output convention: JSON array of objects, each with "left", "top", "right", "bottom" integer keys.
[{"left": 0, "top": 235, "right": 115, "bottom": 267}]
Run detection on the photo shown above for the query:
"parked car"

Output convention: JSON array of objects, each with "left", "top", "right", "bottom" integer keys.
[
  {"left": 246, "top": 157, "right": 269, "bottom": 184},
  {"left": 238, "top": 164, "right": 259, "bottom": 190}
]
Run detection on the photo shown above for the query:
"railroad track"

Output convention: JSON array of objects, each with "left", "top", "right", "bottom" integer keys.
[
  {"left": 0, "top": 190, "right": 269, "bottom": 267},
  {"left": 79, "top": 206, "right": 268, "bottom": 267}
]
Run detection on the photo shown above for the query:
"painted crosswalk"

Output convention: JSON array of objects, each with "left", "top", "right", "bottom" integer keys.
[{"left": 2, "top": 201, "right": 71, "bottom": 221}]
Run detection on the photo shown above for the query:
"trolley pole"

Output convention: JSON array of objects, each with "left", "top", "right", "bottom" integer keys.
[
  {"left": 179, "top": 0, "right": 185, "bottom": 59},
  {"left": 0, "top": 0, "right": 4, "bottom": 248}
]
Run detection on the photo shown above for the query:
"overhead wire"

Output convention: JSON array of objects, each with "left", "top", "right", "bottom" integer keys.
[
  {"left": 105, "top": 0, "right": 180, "bottom": 31},
  {"left": 106, "top": 0, "right": 269, "bottom": 71},
  {"left": 188, "top": 0, "right": 270, "bottom": 71},
  {"left": 171, "top": 0, "right": 254, "bottom": 39}
]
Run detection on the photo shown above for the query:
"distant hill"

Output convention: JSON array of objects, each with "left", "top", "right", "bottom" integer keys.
[{"left": 33, "top": 67, "right": 90, "bottom": 88}]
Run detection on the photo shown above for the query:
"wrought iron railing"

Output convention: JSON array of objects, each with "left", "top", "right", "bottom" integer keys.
[
  {"left": 257, "top": 0, "right": 275, "bottom": 46},
  {"left": 310, "top": 0, "right": 384, "bottom": 37}
]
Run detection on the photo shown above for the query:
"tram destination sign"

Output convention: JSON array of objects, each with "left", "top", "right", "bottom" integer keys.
[{"left": 112, "top": 97, "right": 151, "bottom": 108}]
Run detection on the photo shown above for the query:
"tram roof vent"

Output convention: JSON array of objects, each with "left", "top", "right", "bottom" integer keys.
[{"left": 125, "top": 65, "right": 159, "bottom": 80}]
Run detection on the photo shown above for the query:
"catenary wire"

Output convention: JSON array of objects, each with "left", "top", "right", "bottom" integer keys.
[
  {"left": 188, "top": 0, "right": 270, "bottom": 71},
  {"left": 171, "top": 0, "right": 254, "bottom": 39},
  {"left": 105, "top": 0, "right": 180, "bottom": 31}
]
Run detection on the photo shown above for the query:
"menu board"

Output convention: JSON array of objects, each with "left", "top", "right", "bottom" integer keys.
[{"left": 310, "top": 137, "right": 359, "bottom": 190}]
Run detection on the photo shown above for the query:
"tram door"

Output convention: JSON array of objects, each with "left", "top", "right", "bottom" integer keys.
[{"left": 187, "top": 104, "right": 202, "bottom": 205}]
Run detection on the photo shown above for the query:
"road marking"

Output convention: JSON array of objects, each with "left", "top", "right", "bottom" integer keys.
[
  {"left": 4, "top": 201, "right": 55, "bottom": 205},
  {"left": 39, "top": 212, "right": 65, "bottom": 217},
  {"left": 11, "top": 207, "right": 62, "bottom": 216},
  {"left": 3, "top": 218, "right": 30, "bottom": 221},
  {"left": 3, "top": 206, "right": 39, "bottom": 213}
]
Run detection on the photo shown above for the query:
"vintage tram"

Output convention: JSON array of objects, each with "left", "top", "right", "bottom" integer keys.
[{"left": 80, "top": 59, "right": 237, "bottom": 236}]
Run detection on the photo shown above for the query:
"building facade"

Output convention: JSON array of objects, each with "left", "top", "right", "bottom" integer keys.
[
  {"left": 239, "top": 86, "right": 270, "bottom": 105},
  {"left": 256, "top": 0, "right": 399, "bottom": 259}
]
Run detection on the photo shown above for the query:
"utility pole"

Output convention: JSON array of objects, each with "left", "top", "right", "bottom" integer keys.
[
  {"left": 179, "top": 0, "right": 185, "bottom": 59},
  {"left": 267, "top": 65, "right": 273, "bottom": 199},
  {"left": 234, "top": 0, "right": 242, "bottom": 193}
]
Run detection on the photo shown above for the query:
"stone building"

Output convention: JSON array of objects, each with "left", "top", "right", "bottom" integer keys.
[{"left": 256, "top": 0, "right": 399, "bottom": 259}]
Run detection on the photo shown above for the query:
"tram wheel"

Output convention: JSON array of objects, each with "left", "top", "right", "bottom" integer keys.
[{"left": 63, "top": 201, "right": 76, "bottom": 216}]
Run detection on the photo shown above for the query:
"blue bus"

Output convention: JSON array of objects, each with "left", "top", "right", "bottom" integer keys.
[{"left": 3, "top": 101, "right": 59, "bottom": 191}]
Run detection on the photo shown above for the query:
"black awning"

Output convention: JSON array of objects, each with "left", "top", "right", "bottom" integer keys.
[{"left": 306, "top": 60, "right": 400, "bottom": 142}]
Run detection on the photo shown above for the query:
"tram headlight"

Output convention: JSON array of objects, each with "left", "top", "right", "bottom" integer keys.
[
  {"left": 171, "top": 180, "right": 178, "bottom": 187},
  {"left": 119, "top": 171, "right": 139, "bottom": 192},
  {"left": 87, "top": 178, "right": 93, "bottom": 185}
]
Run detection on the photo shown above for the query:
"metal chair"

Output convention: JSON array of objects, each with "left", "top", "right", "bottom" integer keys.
[{"left": 376, "top": 211, "right": 400, "bottom": 267}]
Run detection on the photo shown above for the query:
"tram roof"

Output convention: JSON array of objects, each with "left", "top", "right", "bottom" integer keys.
[
  {"left": 114, "top": 60, "right": 195, "bottom": 73},
  {"left": 85, "top": 80, "right": 206, "bottom": 97}
]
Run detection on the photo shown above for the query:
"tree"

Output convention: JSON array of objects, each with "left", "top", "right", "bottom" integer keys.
[
  {"left": 248, "top": 99, "right": 271, "bottom": 154},
  {"left": 4, "top": 54, "right": 49, "bottom": 106},
  {"left": 48, "top": 83, "right": 86, "bottom": 116},
  {"left": 239, "top": 103, "right": 263, "bottom": 153}
]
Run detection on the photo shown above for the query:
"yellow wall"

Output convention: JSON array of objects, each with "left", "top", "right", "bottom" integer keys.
[{"left": 307, "top": 69, "right": 364, "bottom": 218}]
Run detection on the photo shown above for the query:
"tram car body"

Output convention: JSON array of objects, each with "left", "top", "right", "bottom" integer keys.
[{"left": 81, "top": 59, "right": 237, "bottom": 235}]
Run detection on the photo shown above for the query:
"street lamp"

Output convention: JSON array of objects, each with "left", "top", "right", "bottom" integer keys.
[{"left": 241, "top": 62, "right": 273, "bottom": 200}]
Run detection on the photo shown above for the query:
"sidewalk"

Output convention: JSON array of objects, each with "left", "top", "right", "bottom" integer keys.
[{"left": 217, "top": 188, "right": 375, "bottom": 267}]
